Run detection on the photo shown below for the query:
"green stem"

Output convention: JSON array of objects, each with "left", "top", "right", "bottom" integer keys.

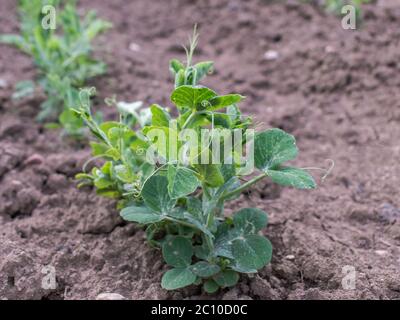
[
  {"left": 201, "top": 184, "right": 215, "bottom": 253},
  {"left": 182, "top": 110, "right": 196, "bottom": 129},
  {"left": 220, "top": 173, "right": 267, "bottom": 201},
  {"left": 165, "top": 216, "right": 197, "bottom": 230}
]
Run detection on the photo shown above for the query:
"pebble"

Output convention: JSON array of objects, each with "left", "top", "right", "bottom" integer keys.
[
  {"left": 263, "top": 50, "right": 279, "bottom": 61},
  {"left": 0, "top": 78, "right": 8, "bottom": 89},
  {"left": 325, "top": 45, "right": 336, "bottom": 53},
  {"left": 96, "top": 293, "right": 127, "bottom": 300},
  {"left": 24, "top": 154, "right": 45, "bottom": 167},
  {"left": 378, "top": 203, "right": 400, "bottom": 224},
  {"left": 285, "top": 255, "right": 295, "bottom": 261},
  {"left": 129, "top": 42, "right": 141, "bottom": 52}
]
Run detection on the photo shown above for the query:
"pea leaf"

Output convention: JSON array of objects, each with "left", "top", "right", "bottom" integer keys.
[
  {"left": 207, "top": 94, "right": 244, "bottom": 111},
  {"left": 120, "top": 206, "right": 163, "bottom": 224},
  {"left": 167, "top": 165, "right": 199, "bottom": 199},
  {"left": 194, "top": 243, "right": 211, "bottom": 260},
  {"left": 254, "top": 129, "right": 298, "bottom": 171},
  {"left": 187, "top": 197, "right": 203, "bottom": 219},
  {"left": 233, "top": 208, "right": 268, "bottom": 234},
  {"left": 195, "top": 164, "right": 224, "bottom": 187},
  {"left": 114, "top": 164, "right": 135, "bottom": 183},
  {"left": 162, "top": 236, "right": 193, "bottom": 267},
  {"left": 183, "top": 212, "right": 214, "bottom": 239},
  {"left": 203, "top": 279, "right": 219, "bottom": 293},
  {"left": 170, "top": 85, "right": 217, "bottom": 111},
  {"left": 214, "top": 228, "right": 242, "bottom": 259},
  {"left": 193, "top": 61, "right": 214, "bottom": 83},
  {"left": 266, "top": 167, "right": 316, "bottom": 189},
  {"left": 90, "top": 142, "right": 109, "bottom": 156},
  {"left": 213, "top": 270, "right": 239, "bottom": 288},
  {"left": 161, "top": 267, "right": 196, "bottom": 290},
  {"left": 232, "top": 235, "right": 272, "bottom": 270},
  {"left": 12, "top": 80, "right": 35, "bottom": 100},
  {"left": 150, "top": 104, "right": 171, "bottom": 127},
  {"left": 189, "top": 261, "right": 220, "bottom": 278},
  {"left": 169, "top": 59, "right": 185, "bottom": 74},
  {"left": 141, "top": 175, "right": 176, "bottom": 214},
  {"left": 59, "top": 108, "right": 84, "bottom": 135}
]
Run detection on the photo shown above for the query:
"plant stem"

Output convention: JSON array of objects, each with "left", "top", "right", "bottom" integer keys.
[
  {"left": 182, "top": 110, "right": 197, "bottom": 129},
  {"left": 219, "top": 173, "right": 267, "bottom": 201},
  {"left": 164, "top": 216, "right": 196, "bottom": 230},
  {"left": 202, "top": 184, "right": 215, "bottom": 252}
]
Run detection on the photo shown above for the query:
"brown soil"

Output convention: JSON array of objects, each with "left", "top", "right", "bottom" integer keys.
[{"left": 1, "top": 0, "right": 400, "bottom": 300}]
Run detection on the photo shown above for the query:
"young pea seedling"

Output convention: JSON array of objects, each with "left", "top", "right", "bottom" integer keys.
[
  {"left": 0, "top": 0, "right": 111, "bottom": 136},
  {"left": 303, "top": 0, "right": 370, "bottom": 21},
  {"left": 75, "top": 30, "right": 316, "bottom": 292}
]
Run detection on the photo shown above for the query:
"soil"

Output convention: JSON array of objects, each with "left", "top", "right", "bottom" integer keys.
[{"left": 1, "top": 0, "right": 400, "bottom": 300}]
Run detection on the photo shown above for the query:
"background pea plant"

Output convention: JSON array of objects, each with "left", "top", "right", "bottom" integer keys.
[
  {"left": 0, "top": 0, "right": 111, "bottom": 136},
  {"left": 74, "top": 31, "right": 316, "bottom": 293},
  {"left": 302, "top": 0, "right": 370, "bottom": 20}
]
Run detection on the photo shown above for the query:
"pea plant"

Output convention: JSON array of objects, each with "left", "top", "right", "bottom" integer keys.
[
  {"left": 0, "top": 0, "right": 111, "bottom": 136},
  {"left": 74, "top": 31, "right": 316, "bottom": 293},
  {"left": 325, "top": 0, "right": 370, "bottom": 19},
  {"left": 304, "top": 0, "right": 370, "bottom": 20}
]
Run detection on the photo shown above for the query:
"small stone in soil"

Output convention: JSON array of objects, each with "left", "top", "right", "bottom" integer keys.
[
  {"left": 0, "top": 78, "right": 8, "bottom": 88},
  {"left": 96, "top": 293, "right": 127, "bottom": 300},
  {"left": 378, "top": 203, "right": 400, "bottom": 224},
  {"left": 374, "top": 250, "right": 388, "bottom": 256},
  {"left": 24, "top": 154, "right": 45, "bottom": 167},
  {"left": 129, "top": 42, "right": 141, "bottom": 52},
  {"left": 264, "top": 50, "right": 279, "bottom": 60}
]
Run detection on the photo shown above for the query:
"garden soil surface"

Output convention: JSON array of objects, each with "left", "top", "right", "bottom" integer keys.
[{"left": 1, "top": 0, "right": 400, "bottom": 300}]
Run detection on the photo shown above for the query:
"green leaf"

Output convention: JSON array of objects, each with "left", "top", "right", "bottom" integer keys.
[
  {"left": 232, "top": 235, "right": 272, "bottom": 270},
  {"left": 195, "top": 164, "right": 224, "bottom": 188},
  {"left": 183, "top": 212, "right": 214, "bottom": 239},
  {"left": 194, "top": 243, "right": 211, "bottom": 260},
  {"left": 0, "top": 34, "right": 30, "bottom": 52},
  {"left": 214, "top": 228, "right": 241, "bottom": 259},
  {"left": 216, "top": 176, "right": 241, "bottom": 200},
  {"left": 162, "top": 236, "right": 193, "bottom": 267},
  {"left": 170, "top": 59, "right": 185, "bottom": 74},
  {"left": 189, "top": 262, "right": 220, "bottom": 278},
  {"left": 120, "top": 206, "right": 163, "bottom": 224},
  {"left": 141, "top": 175, "right": 176, "bottom": 214},
  {"left": 168, "top": 207, "right": 185, "bottom": 219},
  {"left": 175, "top": 69, "right": 186, "bottom": 88},
  {"left": 207, "top": 94, "right": 244, "bottom": 111},
  {"left": 233, "top": 208, "right": 268, "bottom": 234},
  {"left": 12, "top": 80, "right": 35, "bottom": 100},
  {"left": 59, "top": 108, "right": 84, "bottom": 135},
  {"left": 90, "top": 142, "right": 109, "bottom": 156},
  {"left": 213, "top": 270, "right": 239, "bottom": 288},
  {"left": 167, "top": 165, "right": 199, "bottom": 199},
  {"left": 161, "top": 267, "right": 196, "bottom": 290},
  {"left": 96, "top": 189, "right": 120, "bottom": 198},
  {"left": 230, "top": 264, "right": 257, "bottom": 274},
  {"left": 187, "top": 196, "right": 203, "bottom": 219},
  {"left": 203, "top": 279, "right": 219, "bottom": 294},
  {"left": 267, "top": 167, "right": 316, "bottom": 189},
  {"left": 193, "top": 61, "right": 214, "bottom": 83},
  {"left": 254, "top": 129, "right": 298, "bottom": 171},
  {"left": 171, "top": 85, "right": 217, "bottom": 111},
  {"left": 150, "top": 104, "right": 171, "bottom": 127}
]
